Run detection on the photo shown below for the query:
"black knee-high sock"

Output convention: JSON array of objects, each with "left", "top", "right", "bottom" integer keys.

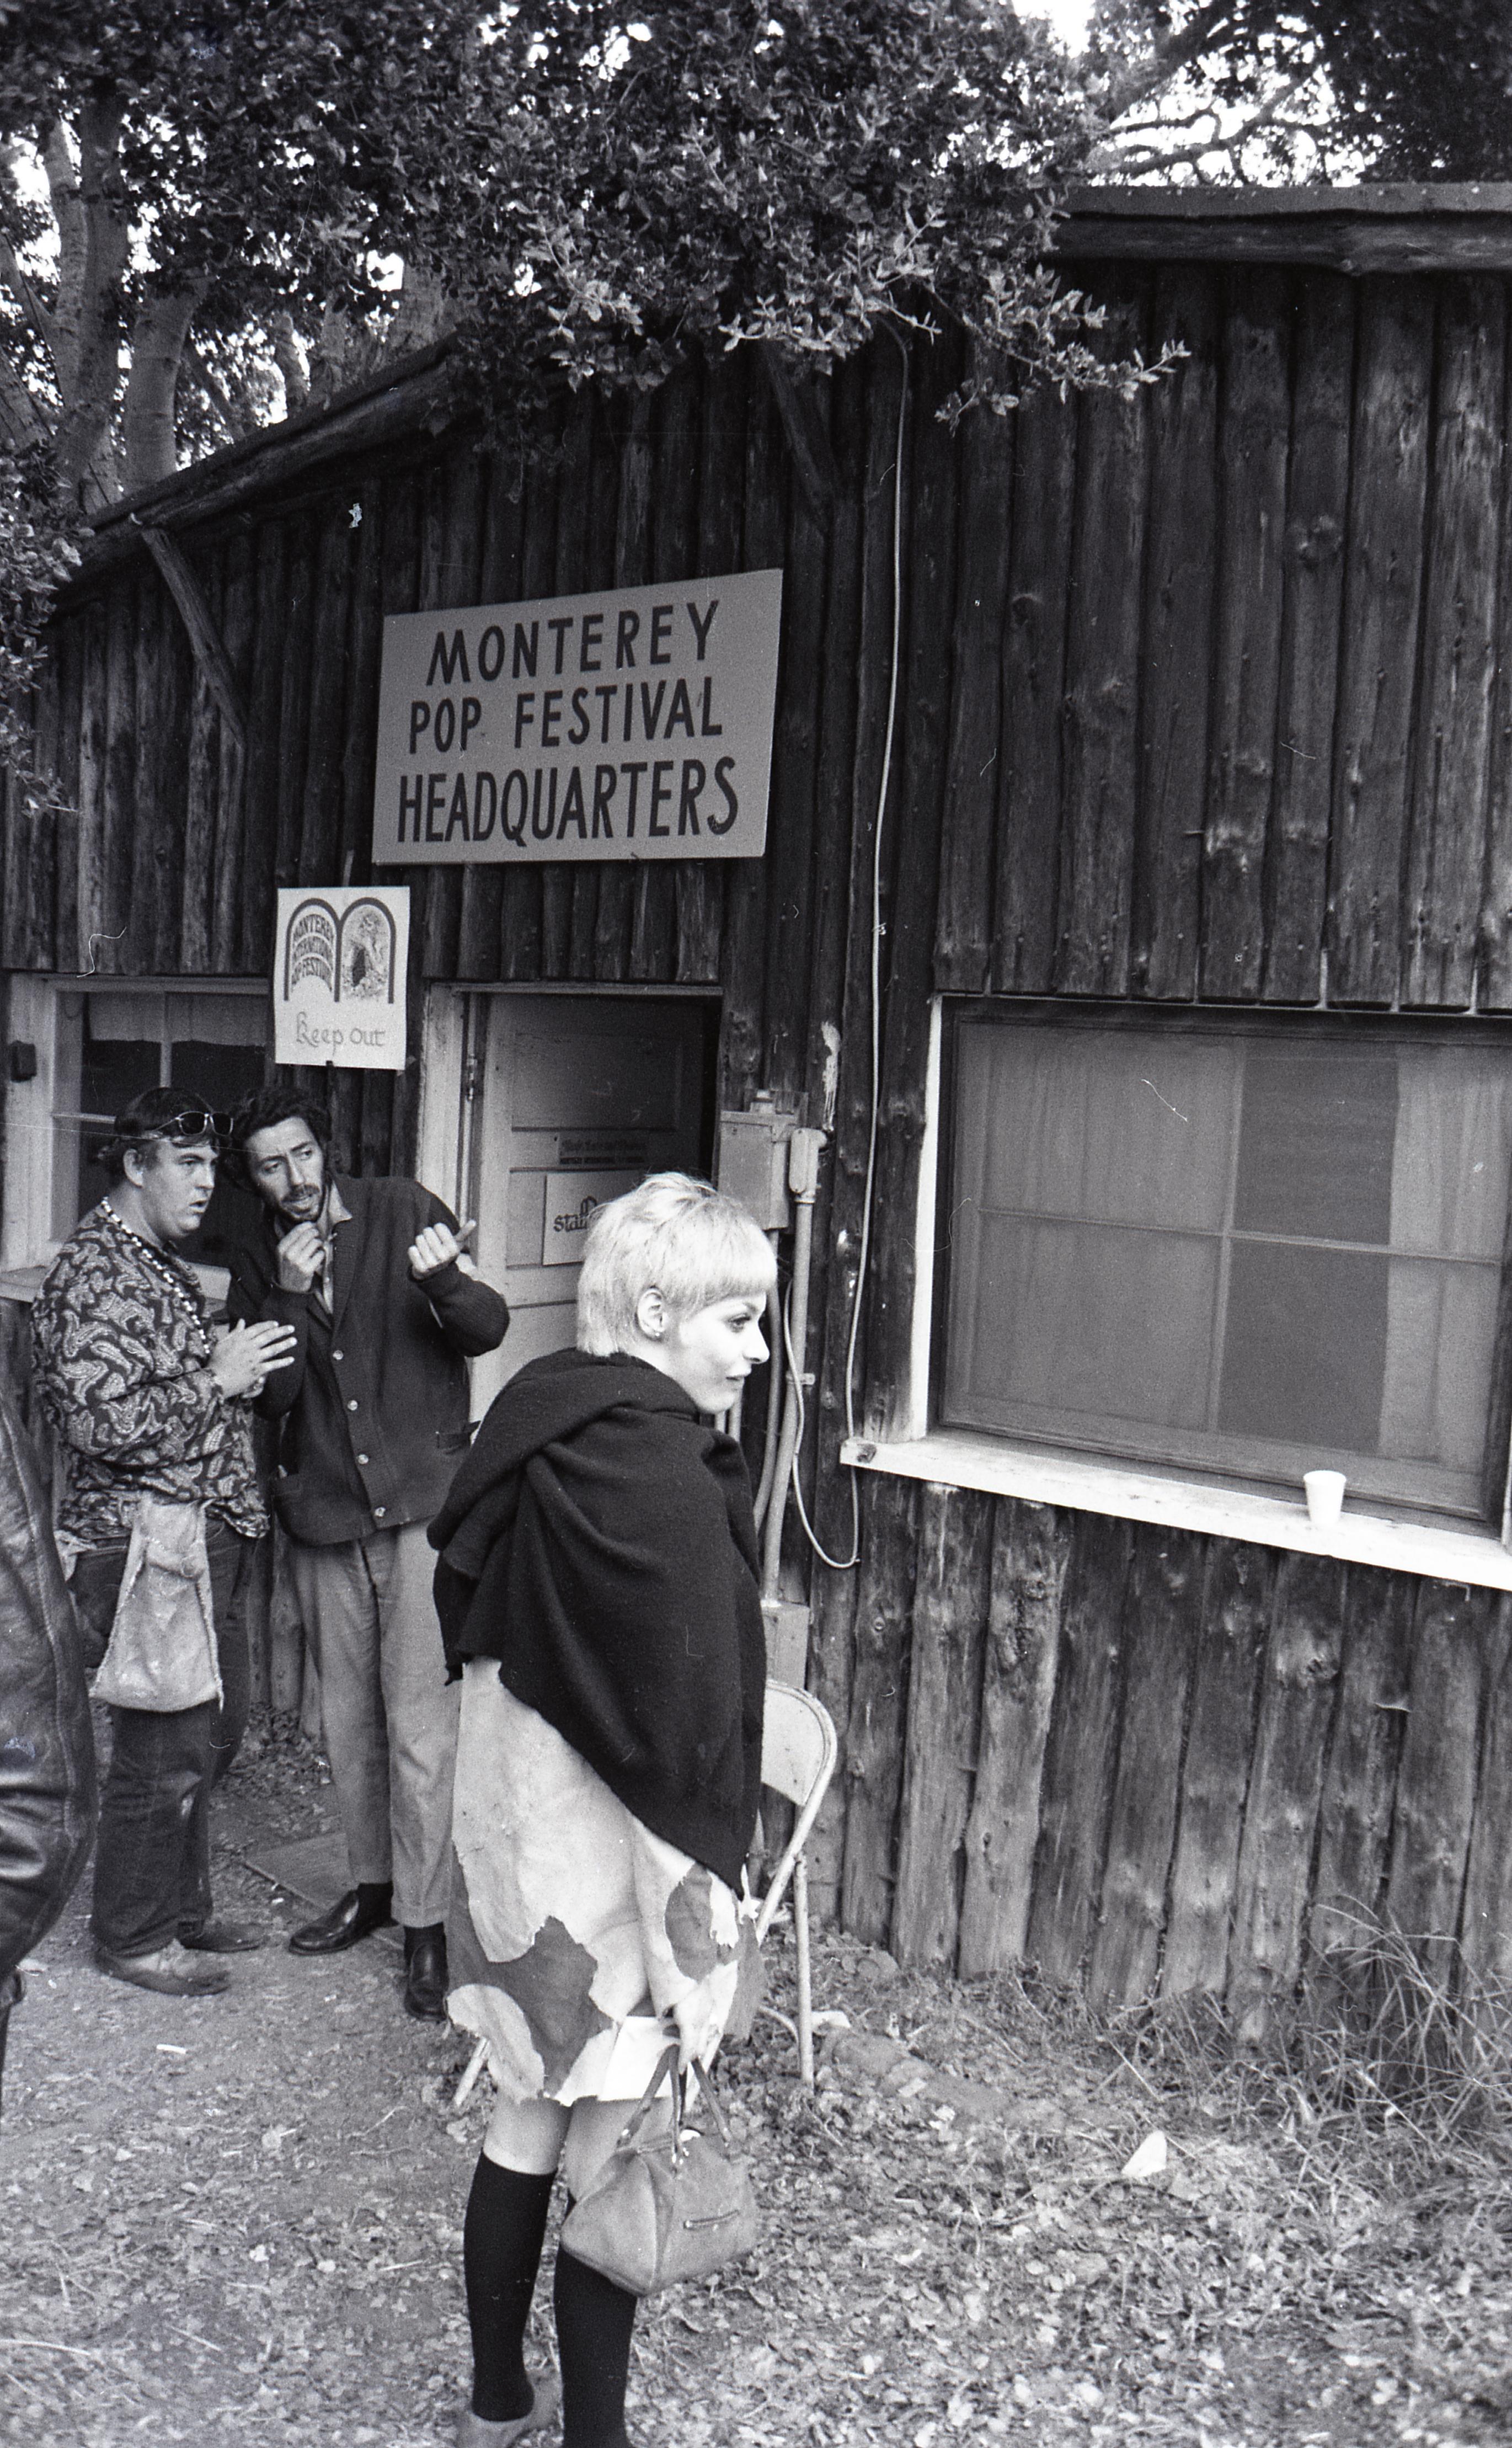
[
  {"left": 463, "top": 2156, "right": 555, "bottom": 2422},
  {"left": 555, "top": 2235, "right": 638, "bottom": 2448}
]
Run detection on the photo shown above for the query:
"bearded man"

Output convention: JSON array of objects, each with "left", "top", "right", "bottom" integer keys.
[{"left": 226, "top": 1087, "right": 508, "bottom": 2020}]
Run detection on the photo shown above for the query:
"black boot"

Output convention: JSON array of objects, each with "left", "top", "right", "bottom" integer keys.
[{"left": 403, "top": 1922, "right": 448, "bottom": 2019}]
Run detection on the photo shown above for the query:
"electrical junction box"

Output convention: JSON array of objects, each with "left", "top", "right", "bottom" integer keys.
[{"left": 718, "top": 1095, "right": 799, "bottom": 1230}]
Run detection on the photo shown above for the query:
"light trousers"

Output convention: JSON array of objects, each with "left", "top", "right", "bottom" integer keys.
[{"left": 286, "top": 1521, "right": 459, "bottom": 1929}]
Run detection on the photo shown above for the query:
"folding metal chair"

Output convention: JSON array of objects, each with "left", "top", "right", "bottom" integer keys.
[{"left": 755, "top": 1679, "right": 838, "bottom": 2086}]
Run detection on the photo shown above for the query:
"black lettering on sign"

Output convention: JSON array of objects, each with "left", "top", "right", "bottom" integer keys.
[
  {"left": 515, "top": 694, "right": 536, "bottom": 749},
  {"left": 591, "top": 766, "right": 616, "bottom": 839},
  {"left": 580, "top": 612, "right": 603, "bottom": 672},
  {"left": 398, "top": 775, "right": 423, "bottom": 842},
  {"left": 568, "top": 686, "right": 591, "bottom": 746},
  {"left": 461, "top": 697, "right": 483, "bottom": 750},
  {"left": 501, "top": 773, "right": 528, "bottom": 845},
  {"left": 409, "top": 700, "right": 431, "bottom": 754},
  {"left": 639, "top": 680, "right": 666, "bottom": 740},
  {"left": 513, "top": 622, "right": 539, "bottom": 679},
  {"left": 616, "top": 608, "right": 639, "bottom": 669},
  {"left": 622, "top": 761, "right": 648, "bottom": 839},
  {"left": 649, "top": 604, "right": 674, "bottom": 664},
  {"left": 706, "top": 755, "right": 739, "bottom": 834},
  {"left": 665, "top": 678, "right": 694, "bottom": 739},
  {"left": 648, "top": 760, "right": 674, "bottom": 837},
  {"left": 557, "top": 767, "right": 587, "bottom": 839},
  {"left": 427, "top": 630, "right": 471, "bottom": 686},
  {"left": 434, "top": 697, "right": 456, "bottom": 753},
  {"left": 473, "top": 773, "right": 498, "bottom": 841},
  {"left": 446, "top": 775, "right": 470, "bottom": 840},
  {"left": 700, "top": 678, "right": 722, "bottom": 737},
  {"left": 547, "top": 615, "right": 574, "bottom": 675},
  {"left": 478, "top": 626, "right": 506, "bottom": 682},
  {"left": 532, "top": 769, "right": 558, "bottom": 841},
  {"left": 541, "top": 689, "right": 563, "bottom": 749},
  {"left": 687, "top": 599, "right": 718, "bottom": 658},
  {"left": 678, "top": 760, "right": 705, "bottom": 835},
  {"left": 425, "top": 773, "right": 448, "bottom": 842}
]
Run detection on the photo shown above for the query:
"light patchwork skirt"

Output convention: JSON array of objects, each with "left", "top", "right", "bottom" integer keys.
[{"left": 446, "top": 1660, "right": 755, "bottom": 2104}]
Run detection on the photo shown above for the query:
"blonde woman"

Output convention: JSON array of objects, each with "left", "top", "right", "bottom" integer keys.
[{"left": 429, "top": 1174, "right": 776, "bottom": 2447}]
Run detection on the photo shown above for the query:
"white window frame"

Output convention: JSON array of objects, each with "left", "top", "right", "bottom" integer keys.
[
  {"left": 1, "top": 974, "right": 270, "bottom": 1282},
  {"left": 843, "top": 998, "right": 1512, "bottom": 1595}
]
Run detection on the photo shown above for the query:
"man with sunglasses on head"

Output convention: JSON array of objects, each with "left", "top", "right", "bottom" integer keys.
[
  {"left": 226, "top": 1087, "right": 507, "bottom": 2022},
  {"left": 31, "top": 1089, "right": 298, "bottom": 1997}
]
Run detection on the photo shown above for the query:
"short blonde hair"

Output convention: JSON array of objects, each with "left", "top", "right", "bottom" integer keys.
[{"left": 576, "top": 1172, "right": 776, "bottom": 1356}]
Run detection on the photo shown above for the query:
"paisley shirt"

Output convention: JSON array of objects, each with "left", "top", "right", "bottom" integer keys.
[{"left": 31, "top": 1201, "right": 265, "bottom": 1555}]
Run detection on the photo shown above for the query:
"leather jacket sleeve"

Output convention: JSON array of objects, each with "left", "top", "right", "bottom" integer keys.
[{"left": 0, "top": 1384, "right": 98, "bottom": 1988}]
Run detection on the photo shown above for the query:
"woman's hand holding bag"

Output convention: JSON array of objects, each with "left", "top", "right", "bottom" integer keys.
[{"left": 560, "top": 2044, "right": 760, "bottom": 2296}]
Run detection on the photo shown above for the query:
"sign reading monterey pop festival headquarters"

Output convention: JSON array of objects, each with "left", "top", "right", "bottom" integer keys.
[{"left": 371, "top": 569, "right": 783, "bottom": 866}]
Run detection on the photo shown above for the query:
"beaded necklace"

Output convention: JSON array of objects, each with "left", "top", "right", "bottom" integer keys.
[{"left": 100, "top": 1200, "right": 211, "bottom": 1340}]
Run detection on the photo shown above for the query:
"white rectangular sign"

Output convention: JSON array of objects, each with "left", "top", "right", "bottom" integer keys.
[
  {"left": 371, "top": 569, "right": 783, "bottom": 866},
  {"left": 541, "top": 1171, "right": 642, "bottom": 1265},
  {"left": 273, "top": 886, "right": 409, "bottom": 1071}
]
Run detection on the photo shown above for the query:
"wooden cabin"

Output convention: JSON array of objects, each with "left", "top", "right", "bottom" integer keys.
[{"left": 9, "top": 184, "right": 1512, "bottom": 2031}]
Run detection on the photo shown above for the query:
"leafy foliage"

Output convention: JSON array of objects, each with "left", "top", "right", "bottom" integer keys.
[
  {"left": 1089, "top": 1, "right": 1512, "bottom": 182},
  {"left": 0, "top": 438, "right": 78, "bottom": 812},
  {"left": 0, "top": 0, "right": 468, "bottom": 334},
  {"left": 413, "top": 1, "right": 1134, "bottom": 435}
]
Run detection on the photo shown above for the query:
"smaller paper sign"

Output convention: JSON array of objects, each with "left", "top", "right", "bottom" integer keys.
[
  {"left": 274, "top": 886, "right": 409, "bottom": 1071},
  {"left": 542, "top": 1171, "right": 640, "bottom": 1265}
]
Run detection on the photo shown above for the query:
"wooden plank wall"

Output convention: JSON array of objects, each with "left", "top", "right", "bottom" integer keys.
[{"left": 10, "top": 260, "right": 1512, "bottom": 2007}]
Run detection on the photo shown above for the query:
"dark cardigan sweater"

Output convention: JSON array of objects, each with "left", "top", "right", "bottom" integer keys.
[
  {"left": 429, "top": 1347, "right": 766, "bottom": 1893},
  {"left": 226, "top": 1175, "right": 509, "bottom": 1546}
]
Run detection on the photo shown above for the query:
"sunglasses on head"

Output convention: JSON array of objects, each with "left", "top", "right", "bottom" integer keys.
[{"left": 121, "top": 1107, "right": 233, "bottom": 1149}]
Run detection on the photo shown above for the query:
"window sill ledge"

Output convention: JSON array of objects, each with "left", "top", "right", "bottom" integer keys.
[{"left": 840, "top": 1430, "right": 1512, "bottom": 1593}]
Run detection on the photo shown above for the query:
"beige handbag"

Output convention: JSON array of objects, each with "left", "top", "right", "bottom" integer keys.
[
  {"left": 92, "top": 1498, "right": 221, "bottom": 1713},
  {"left": 560, "top": 2044, "right": 760, "bottom": 2296}
]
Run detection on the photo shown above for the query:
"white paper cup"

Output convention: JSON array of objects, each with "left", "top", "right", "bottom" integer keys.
[{"left": 1303, "top": 1470, "right": 1347, "bottom": 1529}]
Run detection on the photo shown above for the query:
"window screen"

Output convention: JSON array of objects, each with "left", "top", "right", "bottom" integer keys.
[{"left": 942, "top": 1015, "right": 1512, "bottom": 1518}]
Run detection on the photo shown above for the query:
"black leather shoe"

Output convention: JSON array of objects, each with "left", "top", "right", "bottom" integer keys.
[
  {"left": 403, "top": 1924, "right": 448, "bottom": 2021},
  {"left": 288, "top": 1883, "right": 394, "bottom": 1955}
]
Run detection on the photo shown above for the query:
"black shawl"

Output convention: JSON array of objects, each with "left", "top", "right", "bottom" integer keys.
[{"left": 429, "top": 1348, "right": 765, "bottom": 1891}]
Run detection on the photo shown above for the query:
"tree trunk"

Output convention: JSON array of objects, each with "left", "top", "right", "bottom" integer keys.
[
  {"left": 45, "top": 104, "right": 129, "bottom": 508},
  {"left": 122, "top": 289, "right": 201, "bottom": 491},
  {"left": 0, "top": 350, "right": 50, "bottom": 450}
]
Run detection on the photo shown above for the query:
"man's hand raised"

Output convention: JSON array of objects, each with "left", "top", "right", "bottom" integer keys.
[
  {"left": 408, "top": 1219, "right": 477, "bottom": 1281},
  {"left": 210, "top": 1320, "right": 298, "bottom": 1401},
  {"left": 275, "top": 1223, "right": 326, "bottom": 1295}
]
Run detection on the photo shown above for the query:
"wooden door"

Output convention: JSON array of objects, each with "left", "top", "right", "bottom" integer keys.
[{"left": 468, "top": 994, "right": 715, "bottom": 1415}]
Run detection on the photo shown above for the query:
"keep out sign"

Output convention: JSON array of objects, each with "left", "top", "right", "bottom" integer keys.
[{"left": 371, "top": 569, "right": 783, "bottom": 865}]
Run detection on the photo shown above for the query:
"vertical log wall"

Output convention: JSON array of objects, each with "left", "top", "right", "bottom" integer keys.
[{"left": 9, "top": 256, "right": 1512, "bottom": 2010}]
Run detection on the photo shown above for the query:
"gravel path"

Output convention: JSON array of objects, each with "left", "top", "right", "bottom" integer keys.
[{"left": 4, "top": 1725, "right": 1511, "bottom": 2447}]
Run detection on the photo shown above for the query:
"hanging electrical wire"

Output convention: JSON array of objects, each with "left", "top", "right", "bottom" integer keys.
[{"left": 789, "top": 322, "right": 910, "bottom": 1574}]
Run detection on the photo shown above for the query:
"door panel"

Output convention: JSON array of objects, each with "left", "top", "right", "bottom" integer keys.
[{"left": 468, "top": 995, "right": 715, "bottom": 1416}]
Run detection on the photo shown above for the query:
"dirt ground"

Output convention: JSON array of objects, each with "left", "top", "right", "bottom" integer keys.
[{"left": 4, "top": 1723, "right": 1512, "bottom": 2448}]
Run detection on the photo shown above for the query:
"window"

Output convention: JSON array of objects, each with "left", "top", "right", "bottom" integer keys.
[
  {"left": 4, "top": 980, "right": 270, "bottom": 1272},
  {"left": 941, "top": 1008, "right": 1512, "bottom": 1521}
]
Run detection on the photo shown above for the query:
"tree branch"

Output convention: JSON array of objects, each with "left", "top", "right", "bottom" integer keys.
[
  {"left": 46, "top": 101, "right": 130, "bottom": 504},
  {"left": 122, "top": 287, "right": 202, "bottom": 490},
  {"left": 1088, "top": 70, "right": 1313, "bottom": 178},
  {"left": 1094, "top": 3, "right": 1247, "bottom": 129}
]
